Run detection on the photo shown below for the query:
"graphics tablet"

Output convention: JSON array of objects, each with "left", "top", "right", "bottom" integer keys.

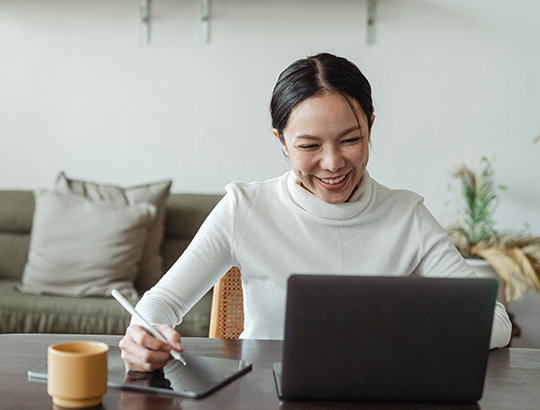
[{"left": 28, "top": 345, "right": 252, "bottom": 398}]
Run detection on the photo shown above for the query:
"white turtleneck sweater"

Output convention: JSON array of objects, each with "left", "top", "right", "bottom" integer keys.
[{"left": 135, "top": 171, "right": 511, "bottom": 348}]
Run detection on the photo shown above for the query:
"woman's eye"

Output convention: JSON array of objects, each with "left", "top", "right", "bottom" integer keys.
[
  {"left": 343, "top": 137, "right": 361, "bottom": 144},
  {"left": 299, "top": 144, "right": 319, "bottom": 150}
]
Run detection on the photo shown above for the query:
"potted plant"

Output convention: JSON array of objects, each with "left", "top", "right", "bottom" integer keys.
[{"left": 445, "top": 157, "right": 540, "bottom": 303}]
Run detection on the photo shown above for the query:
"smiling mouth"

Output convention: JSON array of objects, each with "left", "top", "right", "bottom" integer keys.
[{"left": 318, "top": 173, "right": 348, "bottom": 185}]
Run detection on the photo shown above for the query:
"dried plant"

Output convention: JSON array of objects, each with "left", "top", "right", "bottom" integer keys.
[{"left": 446, "top": 157, "right": 540, "bottom": 301}]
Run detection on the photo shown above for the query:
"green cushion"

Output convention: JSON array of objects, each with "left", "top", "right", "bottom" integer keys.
[
  {"left": 0, "top": 280, "right": 212, "bottom": 336},
  {"left": 0, "top": 233, "right": 30, "bottom": 280},
  {"left": 164, "top": 194, "right": 223, "bottom": 239},
  {"left": 0, "top": 191, "right": 34, "bottom": 233},
  {"left": 0, "top": 280, "right": 135, "bottom": 334}
]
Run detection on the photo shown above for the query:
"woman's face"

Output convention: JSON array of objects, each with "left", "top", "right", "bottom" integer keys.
[{"left": 276, "top": 92, "right": 373, "bottom": 204}]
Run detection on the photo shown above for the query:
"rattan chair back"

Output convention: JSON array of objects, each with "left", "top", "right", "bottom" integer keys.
[{"left": 208, "top": 266, "right": 244, "bottom": 339}]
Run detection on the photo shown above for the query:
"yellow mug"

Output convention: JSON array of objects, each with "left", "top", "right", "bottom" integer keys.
[{"left": 47, "top": 341, "right": 108, "bottom": 408}]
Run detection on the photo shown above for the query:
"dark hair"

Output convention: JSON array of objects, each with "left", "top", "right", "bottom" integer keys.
[{"left": 270, "top": 53, "right": 374, "bottom": 143}]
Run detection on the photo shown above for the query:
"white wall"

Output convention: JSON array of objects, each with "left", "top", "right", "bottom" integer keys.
[{"left": 1, "top": 0, "right": 539, "bottom": 234}]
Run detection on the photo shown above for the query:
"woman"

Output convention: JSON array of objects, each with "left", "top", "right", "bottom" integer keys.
[{"left": 120, "top": 53, "right": 512, "bottom": 371}]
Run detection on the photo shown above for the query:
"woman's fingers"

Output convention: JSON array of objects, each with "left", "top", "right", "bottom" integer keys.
[
  {"left": 119, "top": 325, "right": 178, "bottom": 372},
  {"left": 155, "top": 324, "right": 183, "bottom": 353}
]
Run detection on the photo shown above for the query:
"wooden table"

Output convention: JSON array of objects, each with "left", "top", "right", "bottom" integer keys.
[{"left": 0, "top": 334, "right": 539, "bottom": 409}]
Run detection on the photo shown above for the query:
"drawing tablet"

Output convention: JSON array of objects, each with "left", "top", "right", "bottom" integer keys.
[{"left": 28, "top": 345, "right": 252, "bottom": 398}]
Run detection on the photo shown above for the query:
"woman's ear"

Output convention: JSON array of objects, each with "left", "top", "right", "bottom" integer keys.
[
  {"left": 274, "top": 129, "right": 290, "bottom": 157},
  {"left": 367, "top": 114, "right": 376, "bottom": 142}
]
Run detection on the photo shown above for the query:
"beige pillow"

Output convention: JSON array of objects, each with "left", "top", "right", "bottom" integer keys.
[
  {"left": 18, "top": 190, "right": 156, "bottom": 298},
  {"left": 55, "top": 172, "right": 172, "bottom": 291}
]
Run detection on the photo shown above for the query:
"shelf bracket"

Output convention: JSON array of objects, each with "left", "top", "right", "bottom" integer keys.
[
  {"left": 139, "top": 0, "right": 150, "bottom": 45},
  {"left": 366, "top": 0, "right": 376, "bottom": 45},
  {"left": 200, "top": 0, "right": 210, "bottom": 44}
]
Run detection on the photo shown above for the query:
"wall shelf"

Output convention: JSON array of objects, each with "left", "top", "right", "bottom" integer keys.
[
  {"left": 200, "top": 0, "right": 210, "bottom": 44},
  {"left": 139, "top": 0, "right": 150, "bottom": 45},
  {"left": 366, "top": 0, "right": 376, "bottom": 45},
  {"left": 137, "top": 0, "right": 374, "bottom": 46}
]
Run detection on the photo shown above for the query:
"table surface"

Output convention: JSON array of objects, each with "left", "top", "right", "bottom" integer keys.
[{"left": 1, "top": 334, "right": 539, "bottom": 410}]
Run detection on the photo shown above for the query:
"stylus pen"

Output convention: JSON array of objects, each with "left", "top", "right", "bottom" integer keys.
[{"left": 111, "top": 289, "right": 188, "bottom": 366}]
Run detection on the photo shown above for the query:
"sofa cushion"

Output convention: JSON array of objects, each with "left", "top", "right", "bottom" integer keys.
[
  {"left": 55, "top": 173, "right": 172, "bottom": 292},
  {"left": 17, "top": 190, "right": 155, "bottom": 298},
  {"left": 0, "top": 232, "right": 30, "bottom": 280},
  {"left": 0, "top": 191, "right": 35, "bottom": 280},
  {"left": 0, "top": 190, "right": 34, "bottom": 233},
  {"left": 164, "top": 193, "right": 223, "bottom": 239},
  {"left": 1, "top": 280, "right": 135, "bottom": 334},
  {"left": 0, "top": 280, "right": 212, "bottom": 336}
]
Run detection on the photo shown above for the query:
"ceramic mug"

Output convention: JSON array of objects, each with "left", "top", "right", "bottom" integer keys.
[{"left": 47, "top": 341, "right": 108, "bottom": 408}]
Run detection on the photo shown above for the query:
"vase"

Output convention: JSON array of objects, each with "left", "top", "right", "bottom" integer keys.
[{"left": 465, "top": 258, "right": 507, "bottom": 308}]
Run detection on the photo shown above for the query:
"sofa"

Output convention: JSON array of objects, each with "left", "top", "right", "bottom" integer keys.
[{"left": 0, "top": 189, "right": 223, "bottom": 336}]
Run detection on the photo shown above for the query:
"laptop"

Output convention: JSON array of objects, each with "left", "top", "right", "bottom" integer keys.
[{"left": 273, "top": 274, "right": 498, "bottom": 403}]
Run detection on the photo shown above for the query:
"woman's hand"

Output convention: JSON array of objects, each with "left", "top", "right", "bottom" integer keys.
[{"left": 119, "top": 324, "right": 183, "bottom": 372}]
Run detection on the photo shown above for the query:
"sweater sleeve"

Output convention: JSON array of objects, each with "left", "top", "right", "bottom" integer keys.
[
  {"left": 131, "top": 191, "right": 237, "bottom": 329},
  {"left": 412, "top": 202, "right": 512, "bottom": 349}
]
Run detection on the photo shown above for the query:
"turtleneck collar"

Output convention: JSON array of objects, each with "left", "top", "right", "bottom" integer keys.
[{"left": 285, "top": 170, "right": 374, "bottom": 220}]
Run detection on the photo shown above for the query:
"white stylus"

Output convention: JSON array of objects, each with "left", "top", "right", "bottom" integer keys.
[{"left": 111, "top": 289, "right": 187, "bottom": 366}]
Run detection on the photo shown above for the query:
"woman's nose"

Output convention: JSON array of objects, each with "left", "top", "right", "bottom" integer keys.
[{"left": 320, "top": 148, "right": 345, "bottom": 172}]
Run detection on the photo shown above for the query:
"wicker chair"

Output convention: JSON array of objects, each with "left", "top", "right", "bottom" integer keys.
[{"left": 208, "top": 266, "right": 244, "bottom": 339}]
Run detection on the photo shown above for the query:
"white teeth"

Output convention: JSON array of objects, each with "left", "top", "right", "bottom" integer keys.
[{"left": 320, "top": 175, "right": 346, "bottom": 184}]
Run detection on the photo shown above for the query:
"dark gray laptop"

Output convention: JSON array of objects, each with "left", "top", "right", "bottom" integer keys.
[{"left": 273, "top": 274, "right": 498, "bottom": 403}]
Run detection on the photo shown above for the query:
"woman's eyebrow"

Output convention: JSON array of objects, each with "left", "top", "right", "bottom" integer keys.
[
  {"left": 337, "top": 126, "right": 361, "bottom": 137},
  {"left": 294, "top": 126, "right": 360, "bottom": 141},
  {"left": 295, "top": 134, "right": 320, "bottom": 141}
]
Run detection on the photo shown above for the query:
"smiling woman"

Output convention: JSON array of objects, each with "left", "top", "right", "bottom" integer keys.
[
  {"left": 270, "top": 53, "right": 375, "bottom": 204},
  {"left": 119, "top": 53, "right": 512, "bottom": 373},
  {"left": 276, "top": 93, "right": 371, "bottom": 204}
]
